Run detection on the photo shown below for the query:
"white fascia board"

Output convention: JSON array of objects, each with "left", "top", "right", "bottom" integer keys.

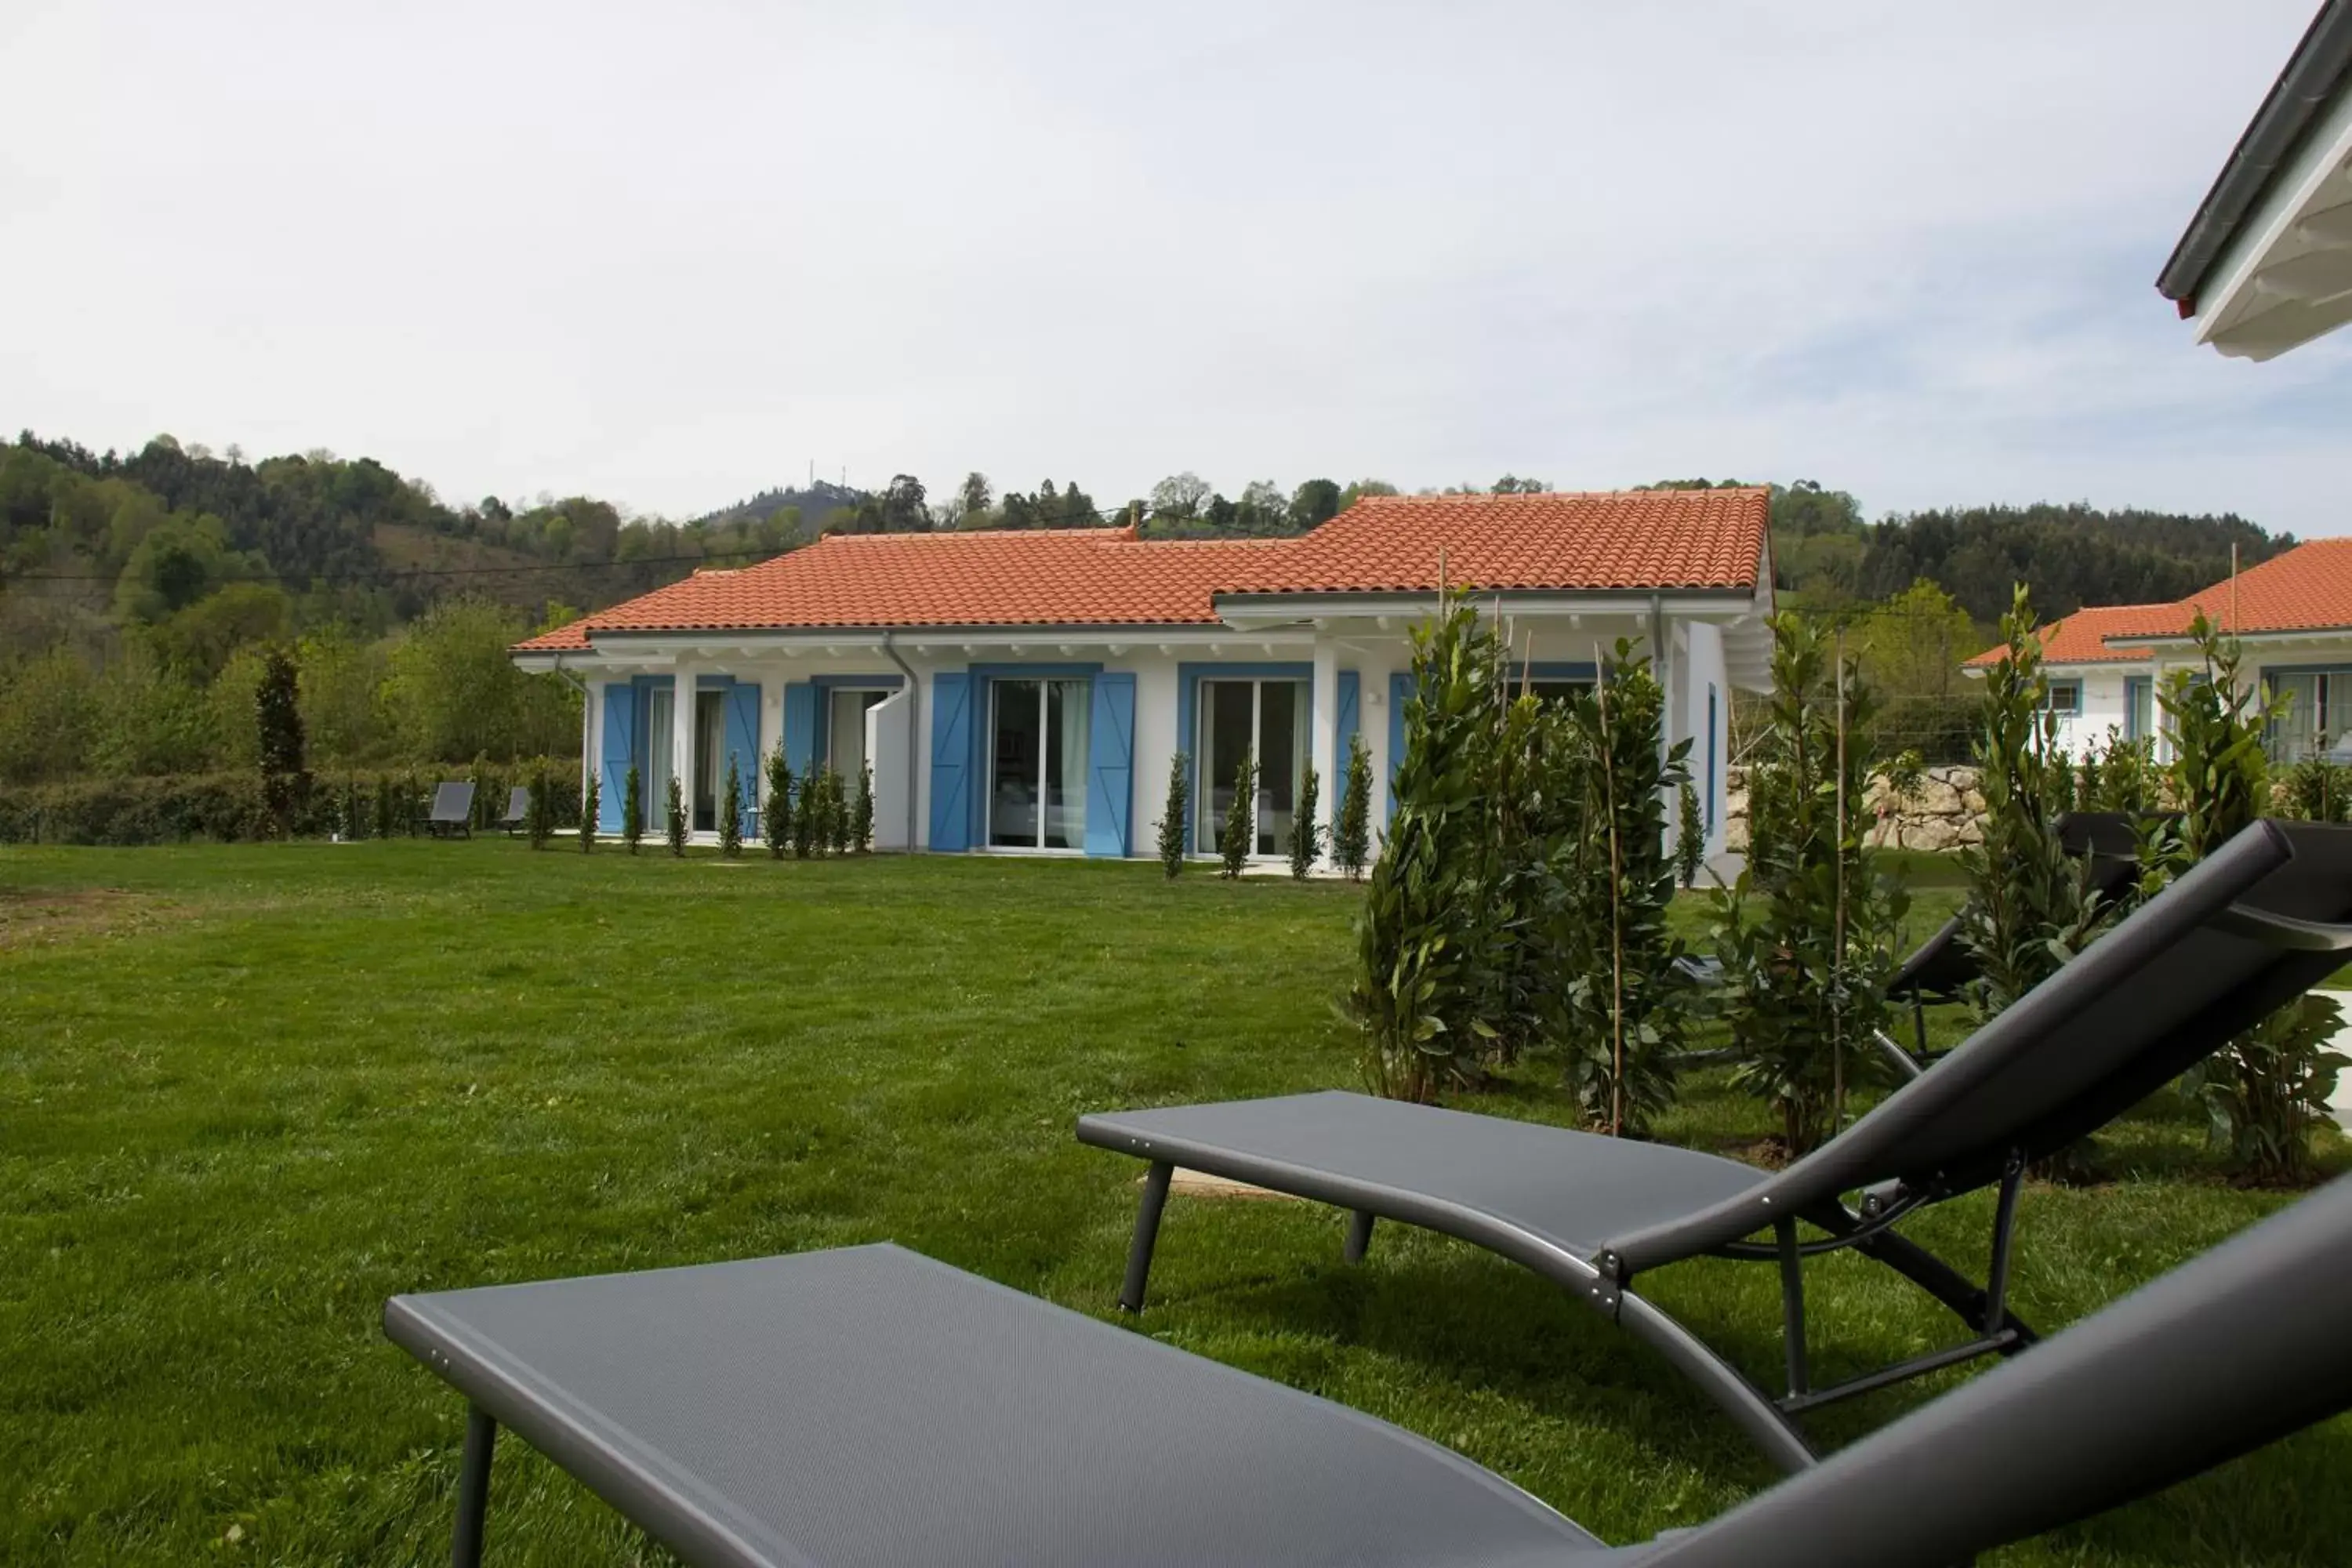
[
  {"left": 2111, "top": 623, "right": 2352, "bottom": 650},
  {"left": 2195, "top": 84, "right": 2352, "bottom": 358}
]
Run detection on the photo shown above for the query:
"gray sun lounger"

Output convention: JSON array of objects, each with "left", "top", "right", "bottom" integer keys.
[
  {"left": 385, "top": 1171, "right": 2352, "bottom": 1566},
  {"left": 495, "top": 786, "right": 529, "bottom": 835},
  {"left": 427, "top": 782, "right": 477, "bottom": 840},
  {"left": 1081, "top": 818, "right": 2352, "bottom": 1471}
]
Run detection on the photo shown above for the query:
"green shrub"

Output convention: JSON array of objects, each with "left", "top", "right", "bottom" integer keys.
[
  {"left": 1674, "top": 778, "right": 1704, "bottom": 889},
  {"left": 665, "top": 775, "right": 686, "bottom": 858},
  {"left": 1708, "top": 615, "right": 1908, "bottom": 1156},
  {"left": 1157, "top": 751, "right": 1189, "bottom": 880},
  {"left": 1958, "top": 587, "right": 2112, "bottom": 1019},
  {"left": 825, "top": 768, "right": 851, "bottom": 855},
  {"left": 341, "top": 775, "right": 365, "bottom": 841},
  {"left": 1549, "top": 643, "right": 1694, "bottom": 1135},
  {"left": 2158, "top": 615, "right": 2343, "bottom": 1185},
  {"left": 373, "top": 774, "right": 397, "bottom": 840},
  {"left": 791, "top": 766, "right": 819, "bottom": 859},
  {"left": 719, "top": 756, "right": 744, "bottom": 858},
  {"left": 764, "top": 744, "right": 792, "bottom": 858},
  {"left": 528, "top": 760, "right": 554, "bottom": 850},
  {"left": 852, "top": 763, "right": 875, "bottom": 853},
  {"left": 1218, "top": 751, "right": 1256, "bottom": 880},
  {"left": 1287, "top": 759, "right": 1320, "bottom": 880},
  {"left": 2285, "top": 750, "right": 2352, "bottom": 822},
  {"left": 0, "top": 772, "right": 334, "bottom": 844},
  {"left": 2091, "top": 727, "right": 2158, "bottom": 815},
  {"left": 253, "top": 642, "right": 308, "bottom": 839},
  {"left": 1333, "top": 733, "right": 1370, "bottom": 880},
  {"left": 623, "top": 764, "right": 644, "bottom": 855},
  {"left": 1348, "top": 593, "right": 1504, "bottom": 1100},
  {"left": 580, "top": 772, "right": 599, "bottom": 852}
]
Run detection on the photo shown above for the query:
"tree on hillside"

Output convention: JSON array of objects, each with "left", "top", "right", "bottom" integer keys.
[
  {"left": 1289, "top": 478, "right": 1341, "bottom": 530},
  {"left": 1149, "top": 472, "right": 1211, "bottom": 523},
  {"left": 1491, "top": 475, "right": 1549, "bottom": 493},
  {"left": 880, "top": 474, "right": 929, "bottom": 532}
]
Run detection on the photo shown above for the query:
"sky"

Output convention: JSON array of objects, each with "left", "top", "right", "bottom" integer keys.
[{"left": 3, "top": 1, "right": 2347, "bottom": 535}]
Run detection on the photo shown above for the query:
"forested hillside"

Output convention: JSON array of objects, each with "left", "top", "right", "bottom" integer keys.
[{"left": 0, "top": 432, "right": 2308, "bottom": 787}]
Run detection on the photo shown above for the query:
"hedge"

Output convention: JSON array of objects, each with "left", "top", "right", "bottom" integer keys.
[{"left": 0, "top": 761, "right": 583, "bottom": 846}]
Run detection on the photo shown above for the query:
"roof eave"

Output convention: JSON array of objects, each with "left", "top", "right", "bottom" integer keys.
[{"left": 2159, "top": 0, "right": 2352, "bottom": 311}]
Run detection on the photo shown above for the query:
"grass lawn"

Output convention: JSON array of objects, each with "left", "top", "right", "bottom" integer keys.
[{"left": 2, "top": 842, "right": 2345, "bottom": 1566}]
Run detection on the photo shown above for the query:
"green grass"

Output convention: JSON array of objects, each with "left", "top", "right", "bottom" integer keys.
[{"left": 0, "top": 843, "right": 2343, "bottom": 1566}]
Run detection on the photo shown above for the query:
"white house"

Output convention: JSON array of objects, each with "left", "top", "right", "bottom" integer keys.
[
  {"left": 512, "top": 488, "right": 1777, "bottom": 863},
  {"left": 1962, "top": 539, "right": 2352, "bottom": 764},
  {"left": 1960, "top": 604, "right": 2167, "bottom": 760}
]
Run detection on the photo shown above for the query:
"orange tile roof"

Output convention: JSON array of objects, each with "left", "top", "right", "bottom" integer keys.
[
  {"left": 2151, "top": 536, "right": 2352, "bottom": 638},
  {"left": 514, "top": 488, "right": 1769, "bottom": 652},
  {"left": 1961, "top": 604, "right": 2176, "bottom": 669}
]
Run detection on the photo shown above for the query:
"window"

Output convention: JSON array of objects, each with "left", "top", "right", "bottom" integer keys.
[
  {"left": 2266, "top": 668, "right": 2352, "bottom": 762},
  {"left": 2125, "top": 677, "right": 2153, "bottom": 742},
  {"left": 2045, "top": 681, "right": 2082, "bottom": 716},
  {"left": 826, "top": 688, "right": 891, "bottom": 779},
  {"left": 1196, "top": 678, "right": 1309, "bottom": 857},
  {"left": 987, "top": 678, "right": 1089, "bottom": 849}
]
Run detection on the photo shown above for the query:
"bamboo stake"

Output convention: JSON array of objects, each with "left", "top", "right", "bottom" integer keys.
[
  {"left": 1597, "top": 638, "right": 1624, "bottom": 1136},
  {"left": 1832, "top": 631, "right": 1849, "bottom": 1138}
]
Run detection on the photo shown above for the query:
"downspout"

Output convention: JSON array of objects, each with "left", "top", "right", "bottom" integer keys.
[{"left": 881, "top": 630, "right": 922, "bottom": 851}]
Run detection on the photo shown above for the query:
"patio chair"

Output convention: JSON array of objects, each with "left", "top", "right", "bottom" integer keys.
[
  {"left": 383, "top": 1169, "right": 2352, "bottom": 1566},
  {"left": 1672, "top": 811, "right": 2144, "bottom": 1059},
  {"left": 1882, "top": 809, "right": 2144, "bottom": 1062},
  {"left": 1080, "top": 818, "right": 2352, "bottom": 1471},
  {"left": 495, "top": 786, "right": 529, "bottom": 836},
  {"left": 426, "top": 782, "right": 477, "bottom": 840}
]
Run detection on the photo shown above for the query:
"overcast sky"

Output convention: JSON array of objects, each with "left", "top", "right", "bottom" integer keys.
[{"left": 3, "top": 1, "right": 2345, "bottom": 534}]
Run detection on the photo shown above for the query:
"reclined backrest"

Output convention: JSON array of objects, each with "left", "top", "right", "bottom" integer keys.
[
  {"left": 1635, "top": 1171, "right": 2352, "bottom": 1567},
  {"left": 434, "top": 782, "right": 474, "bottom": 819},
  {"left": 1612, "top": 820, "right": 2352, "bottom": 1268}
]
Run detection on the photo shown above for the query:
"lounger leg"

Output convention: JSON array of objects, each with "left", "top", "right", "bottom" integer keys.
[
  {"left": 452, "top": 1404, "right": 495, "bottom": 1568},
  {"left": 1119, "top": 1161, "right": 1173, "bottom": 1313},
  {"left": 1775, "top": 1218, "right": 1808, "bottom": 1399},
  {"left": 1982, "top": 1152, "right": 2026, "bottom": 1336},
  {"left": 1345, "top": 1209, "right": 1375, "bottom": 1264}
]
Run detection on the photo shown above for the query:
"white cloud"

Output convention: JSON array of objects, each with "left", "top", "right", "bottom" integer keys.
[{"left": 1, "top": 0, "right": 2341, "bottom": 532}]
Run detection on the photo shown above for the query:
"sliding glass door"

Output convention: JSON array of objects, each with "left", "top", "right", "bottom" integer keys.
[
  {"left": 988, "top": 677, "right": 1090, "bottom": 850},
  {"left": 1196, "top": 678, "right": 1308, "bottom": 857}
]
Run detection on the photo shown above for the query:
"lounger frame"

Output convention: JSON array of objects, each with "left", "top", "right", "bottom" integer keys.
[{"left": 1087, "top": 818, "right": 2352, "bottom": 1472}]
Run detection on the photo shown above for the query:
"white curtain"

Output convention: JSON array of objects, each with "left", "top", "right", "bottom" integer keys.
[
  {"left": 1054, "top": 679, "right": 1090, "bottom": 846},
  {"left": 647, "top": 688, "right": 675, "bottom": 829}
]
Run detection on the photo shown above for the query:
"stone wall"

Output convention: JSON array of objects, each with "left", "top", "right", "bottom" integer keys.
[{"left": 1722, "top": 764, "right": 1987, "bottom": 854}]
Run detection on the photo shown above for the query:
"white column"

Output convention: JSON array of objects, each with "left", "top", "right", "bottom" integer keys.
[
  {"left": 1311, "top": 632, "right": 1339, "bottom": 869},
  {"left": 673, "top": 662, "right": 697, "bottom": 840}
]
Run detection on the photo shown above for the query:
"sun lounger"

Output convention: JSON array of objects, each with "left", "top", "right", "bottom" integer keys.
[
  {"left": 495, "top": 786, "right": 528, "bottom": 835},
  {"left": 1080, "top": 818, "right": 2352, "bottom": 1471},
  {"left": 383, "top": 1168, "right": 2352, "bottom": 1566},
  {"left": 1882, "top": 809, "right": 2144, "bottom": 1061},
  {"left": 427, "top": 782, "right": 477, "bottom": 840}
]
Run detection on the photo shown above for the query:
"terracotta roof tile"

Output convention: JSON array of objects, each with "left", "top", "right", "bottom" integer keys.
[
  {"left": 2154, "top": 537, "right": 2352, "bottom": 637},
  {"left": 513, "top": 488, "right": 1770, "bottom": 652},
  {"left": 1961, "top": 604, "right": 2176, "bottom": 669}
]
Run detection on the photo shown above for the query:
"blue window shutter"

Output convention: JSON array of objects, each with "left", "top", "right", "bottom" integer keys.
[
  {"left": 725, "top": 682, "right": 760, "bottom": 832},
  {"left": 783, "top": 682, "right": 818, "bottom": 783},
  {"left": 1085, "top": 673, "right": 1136, "bottom": 857},
  {"left": 1386, "top": 672, "right": 1415, "bottom": 825},
  {"left": 599, "top": 683, "right": 635, "bottom": 832},
  {"left": 1345, "top": 667, "right": 1364, "bottom": 822},
  {"left": 928, "top": 673, "right": 972, "bottom": 851}
]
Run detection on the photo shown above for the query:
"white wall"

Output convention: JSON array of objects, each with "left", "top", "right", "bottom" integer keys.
[
  {"left": 2044, "top": 666, "right": 2143, "bottom": 760},
  {"left": 574, "top": 608, "right": 1740, "bottom": 857},
  {"left": 1681, "top": 621, "right": 1730, "bottom": 855}
]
